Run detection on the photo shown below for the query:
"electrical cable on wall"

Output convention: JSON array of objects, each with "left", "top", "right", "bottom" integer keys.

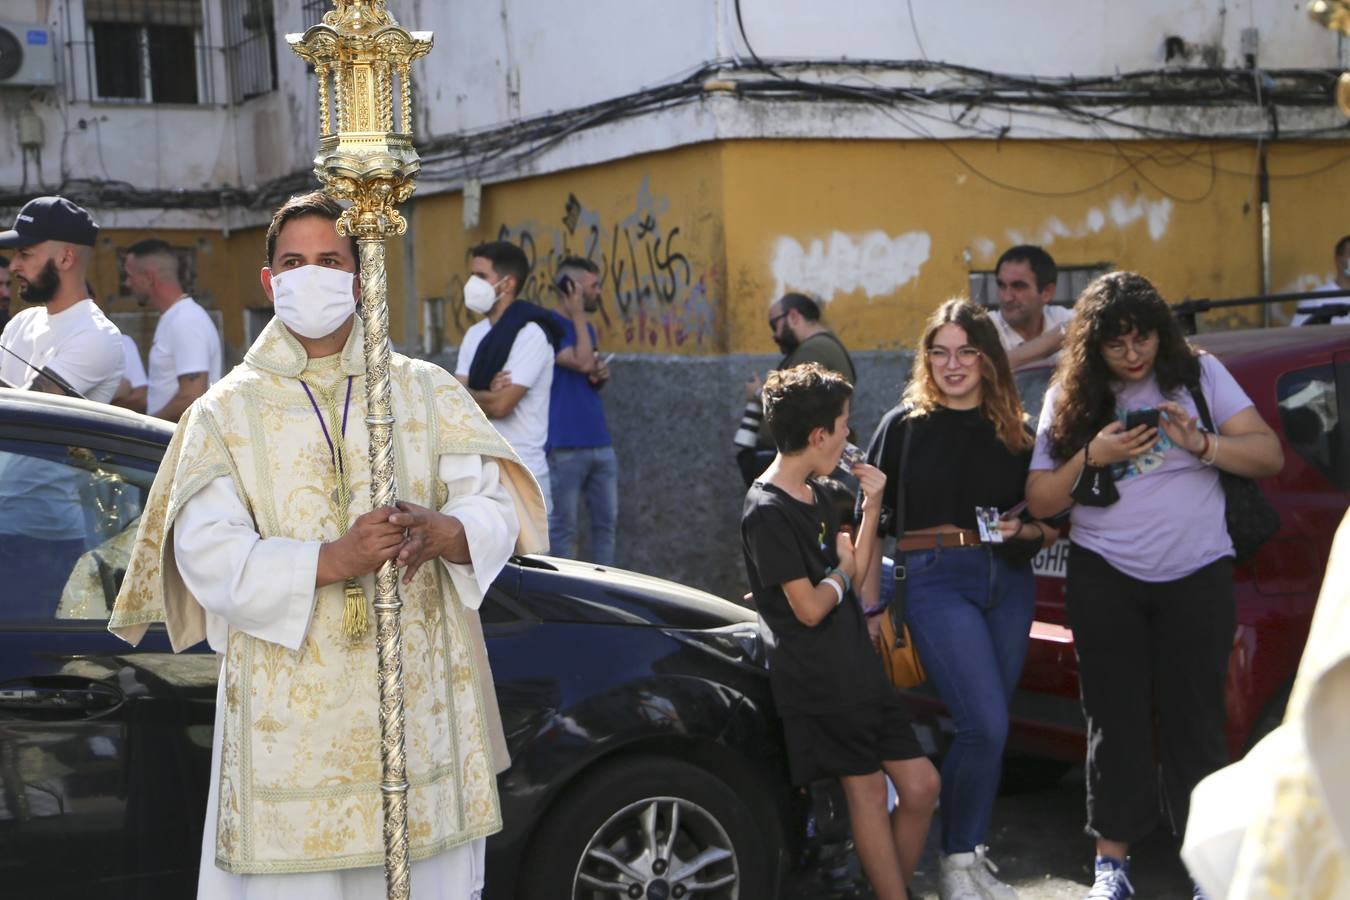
[{"left": 4, "top": 56, "right": 1349, "bottom": 211}]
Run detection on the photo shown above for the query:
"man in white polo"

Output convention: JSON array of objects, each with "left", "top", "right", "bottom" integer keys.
[
  {"left": 991, "top": 245, "right": 1075, "bottom": 370},
  {"left": 123, "top": 238, "right": 222, "bottom": 421}
]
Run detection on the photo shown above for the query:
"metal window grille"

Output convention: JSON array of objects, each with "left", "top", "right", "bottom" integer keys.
[
  {"left": 223, "top": 0, "right": 277, "bottom": 103},
  {"left": 71, "top": 0, "right": 217, "bottom": 104},
  {"left": 969, "top": 264, "right": 1112, "bottom": 309},
  {"left": 301, "top": 0, "right": 329, "bottom": 29}
]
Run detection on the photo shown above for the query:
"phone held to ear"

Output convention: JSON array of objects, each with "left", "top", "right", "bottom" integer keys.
[
  {"left": 1123, "top": 407, "right": 1161, "bottom": 431},
  {"left": 556, "top": 274, "right": 574, "bottom": 295}
]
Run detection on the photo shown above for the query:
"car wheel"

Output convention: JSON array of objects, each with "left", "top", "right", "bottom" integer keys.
[{"left": 518, "top": 755, "right": 773, "bottom": 900}]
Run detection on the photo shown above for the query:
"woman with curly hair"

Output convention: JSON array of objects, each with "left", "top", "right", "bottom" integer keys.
[
  {"left": 1025, "top": 272, "right": 1283, "bottom": 900},
  {"left": 863, "top": 299, "right": 1056, "bottom": 900}
]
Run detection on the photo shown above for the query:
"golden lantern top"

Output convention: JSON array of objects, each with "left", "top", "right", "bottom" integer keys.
[
  {"left": 1309, "top": 0, "right": 1350, "bottom": 34},
  {"left": 287, "top": 0, "right": 433, "bottom": 238}
]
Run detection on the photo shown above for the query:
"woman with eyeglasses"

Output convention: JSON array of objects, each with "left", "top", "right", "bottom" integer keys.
[
  {"left": 862, "top": 299, "right": 1056, "bottom": 900},
  {"left": 1025, "top": 272, "right": 1283, "bottom": 900}
]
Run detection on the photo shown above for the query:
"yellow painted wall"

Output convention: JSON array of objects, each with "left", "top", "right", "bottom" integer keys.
[
  {"left": 10, "top": 137, "right": 1344, "bottom": 362},
  {"left": 409, "top": 142, "right": 727, "bottom": 355},
  {"left": 721, "top": 138, "right": 1349, "bottom": 354}
]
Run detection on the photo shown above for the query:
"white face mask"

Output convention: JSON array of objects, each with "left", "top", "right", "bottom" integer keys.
[
  {"left": 270, "top": 265, "right": 356, "bottom": 339},
  {"left": 463, "top": 274, "right": 502, "bottom": 315}
]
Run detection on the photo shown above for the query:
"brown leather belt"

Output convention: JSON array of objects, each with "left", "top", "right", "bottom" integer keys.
[{"left": 895, "top": 529, "right": 983, "bottom": 552}]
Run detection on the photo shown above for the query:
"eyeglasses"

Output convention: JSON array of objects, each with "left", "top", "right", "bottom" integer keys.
[
  {"left": 768, "top": 313, "right": 787, "bottom": 329},
  {"left": 1101, "top": 333, "right": 1157, "bottom": 359},
  {"left": 926, "top": 346, "right": 982, "bottom": 366}
]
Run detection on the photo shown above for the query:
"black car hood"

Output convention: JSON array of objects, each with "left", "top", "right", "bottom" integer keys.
[{"left": 513, "top": 556, "right": 757, "bottom": 630}]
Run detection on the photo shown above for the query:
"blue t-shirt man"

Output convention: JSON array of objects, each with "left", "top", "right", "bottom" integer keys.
[{"left": 546, "top": 262, "right": 618, "bottom": 565}]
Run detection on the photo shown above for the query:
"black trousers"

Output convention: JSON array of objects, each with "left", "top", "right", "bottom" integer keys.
[{"left": 1065, "top": 544, "right": 1235, "bottom": 843}]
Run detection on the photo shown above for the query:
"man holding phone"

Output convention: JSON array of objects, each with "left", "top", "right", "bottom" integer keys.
[{"left": 546, "top": 256, "right": 619, "bottom": 565}]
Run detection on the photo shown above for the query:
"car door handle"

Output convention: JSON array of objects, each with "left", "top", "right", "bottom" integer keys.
[{"left": 0, "top": 681, "right": 123, "bottom": 716}]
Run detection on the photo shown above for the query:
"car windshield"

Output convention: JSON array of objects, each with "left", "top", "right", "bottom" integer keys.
[{"left": 1015, "top": 367, "right": 1054, "bottom": 424}]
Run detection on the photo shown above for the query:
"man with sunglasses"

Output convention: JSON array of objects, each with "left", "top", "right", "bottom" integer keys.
[{"left": 736, "top": 292, "right": 857, "bottom": 487}]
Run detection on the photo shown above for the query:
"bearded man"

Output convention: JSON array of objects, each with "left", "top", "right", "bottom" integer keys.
[
  {"left": 109, "top": 191, "right": 547, "bottom": 899},
  {"left": 0, "top": 195, "right": 123, "bottom": 399},
  {"left": 736, "top": 292, "right": 857, "bottom": 487}
]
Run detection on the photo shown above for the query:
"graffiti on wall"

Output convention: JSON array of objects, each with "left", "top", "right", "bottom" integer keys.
[{"left": 446, "top": 177, "right": 716, "bottom": 349}]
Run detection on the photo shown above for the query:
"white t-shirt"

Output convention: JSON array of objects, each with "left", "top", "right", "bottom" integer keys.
[
  {"left": 455, "top": 318, "right": 554, "bottom": 479},
  {"left": 1291, "top": 280, "right": 1350, "bottom": 326},
  {"left": 120, "top": 335, "right": 147, "bottom": 389},
  {"left": 991, "top": 303, "right": 1074, "bottom": 364},
  {"left": 147, "top": 296, "right": 222, "bottom": 415},
  {"left": 0, "top": 298, "right": 124, "bottom": 403}
]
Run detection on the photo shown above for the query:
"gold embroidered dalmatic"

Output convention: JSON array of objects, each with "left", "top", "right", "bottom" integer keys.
[{"left": 108, "top": 318, "right": 547, "bottom": 875}]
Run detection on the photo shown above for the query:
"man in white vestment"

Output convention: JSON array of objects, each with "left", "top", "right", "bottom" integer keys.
[
  {"left": 108, "top": 192, "right": 548, "bottom": 899},
  {"left": 1182, "top": 508, "right": 1350, "bottom": 898}
]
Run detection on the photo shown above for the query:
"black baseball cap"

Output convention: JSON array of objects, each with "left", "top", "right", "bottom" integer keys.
[{"left": 0, "top": 196, "right": 100, "bottom": 248}]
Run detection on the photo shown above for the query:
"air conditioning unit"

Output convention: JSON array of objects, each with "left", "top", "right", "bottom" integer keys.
[{"left": 0, "top": 23, "right": 57, "bottom": 87}]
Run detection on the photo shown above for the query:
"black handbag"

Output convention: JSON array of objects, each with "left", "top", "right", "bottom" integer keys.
[
  {"left": 1187, "top": 385, "right": 1280, "bottom": 564},
  {"left": 1070, "top": 459, "right": 1120, "bottom": 507}
]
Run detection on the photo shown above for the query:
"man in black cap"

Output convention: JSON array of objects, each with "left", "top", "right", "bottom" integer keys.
[{"left": 0, "top": 196, "right": 123, "bottom": 401}]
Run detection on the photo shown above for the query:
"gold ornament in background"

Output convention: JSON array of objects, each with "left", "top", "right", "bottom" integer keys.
[
  {"left": 287, "top": 3, "right": 432, "bottom": 898},
  {"left": 1309, "top": 0, "right": 1350, "bottom": 115}
]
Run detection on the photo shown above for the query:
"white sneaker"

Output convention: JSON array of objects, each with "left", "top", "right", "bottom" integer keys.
[
  {"left": 970, "top": 846, "right": 1018, "bottom": 900},
  {"left": 939, "top": 852, "right": 985, "bottom": 900}
]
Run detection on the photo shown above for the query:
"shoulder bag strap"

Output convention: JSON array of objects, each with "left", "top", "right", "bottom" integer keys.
[{"left": 1186, "top": 382, "right": 1217, "bottom": 434}]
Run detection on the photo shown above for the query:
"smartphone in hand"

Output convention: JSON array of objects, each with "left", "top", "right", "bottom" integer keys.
[{"left": 1123, "top": 407, "right": 1161, "bottom": 431}]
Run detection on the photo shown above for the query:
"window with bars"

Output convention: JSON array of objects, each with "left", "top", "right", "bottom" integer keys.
[
  {"left": 302, "top": 0, "right": 330, "bottom": 28},
  {"left": 85, "top": 0, "right": 204, "bottom": 103},
  {"left": 223, "top": 0, "right": 276, "bottom": 102},
  {"left": 968, "top": 263, "right": 1112, "bottom": 310}
]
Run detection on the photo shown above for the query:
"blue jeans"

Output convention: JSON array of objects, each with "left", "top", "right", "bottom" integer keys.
[
  {"left": 903, "top": 544, "right": 1035, "bottom": 855},
  {"left": 546, "top": 446, "right": 618, "bottom": 565}
]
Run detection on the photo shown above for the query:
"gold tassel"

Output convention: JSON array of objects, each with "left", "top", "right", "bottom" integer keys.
[{"left": 342, "top": 578, "right": 369, "bottom": 640}]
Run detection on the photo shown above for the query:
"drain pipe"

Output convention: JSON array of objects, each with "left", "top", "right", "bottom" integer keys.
[{"left": 1259, "top": 143, "right": 1271, "bottom": 327}]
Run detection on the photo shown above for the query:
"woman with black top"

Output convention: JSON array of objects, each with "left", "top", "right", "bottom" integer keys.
[{"left": 863, "top": 299, "right": 1056, "bottom": 900}]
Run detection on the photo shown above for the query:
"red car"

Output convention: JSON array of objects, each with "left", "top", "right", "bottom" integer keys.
[{"left": 907, "top": 325, "right": 1350, "bottom": 765}]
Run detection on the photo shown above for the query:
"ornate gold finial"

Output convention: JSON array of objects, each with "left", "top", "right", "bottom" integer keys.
[
  {"left": 1310, "top": 0, "right": 1350, "bottom": 34},
  {"left": 1309, "top": 1, "right": 1350, "bottom": 115},
  {"left": 287, "top": 0, "right": 432, "bottom": 239}
]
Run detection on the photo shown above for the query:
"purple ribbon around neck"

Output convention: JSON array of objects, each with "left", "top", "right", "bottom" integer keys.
[{"left": 300, "top": 376, "right": 354, "bottom": 475}]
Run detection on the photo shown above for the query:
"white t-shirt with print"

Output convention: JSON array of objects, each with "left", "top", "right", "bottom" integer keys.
[
  {"left": 0, "top": 299, "right": 124, "bottom": 403},
  {"left": 147, "top": 296, "right": 222, "bottom": 415},
  {"left": 455, "top": 318, "right": 554, "bottom": 479}
]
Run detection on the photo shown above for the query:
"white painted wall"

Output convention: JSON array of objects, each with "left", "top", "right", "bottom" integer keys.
[{"left": 0, "top": 0, "right": 1345, "bottom": 227}]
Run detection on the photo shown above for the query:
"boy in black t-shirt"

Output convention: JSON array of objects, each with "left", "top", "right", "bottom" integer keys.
[{"left": 741, "top": 363, "right": 939, "bottom": 900}]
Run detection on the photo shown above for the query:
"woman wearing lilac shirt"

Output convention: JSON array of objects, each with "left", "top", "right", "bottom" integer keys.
[{"left": 1026, "top": 272, "right": 1283, "bottom": 900}]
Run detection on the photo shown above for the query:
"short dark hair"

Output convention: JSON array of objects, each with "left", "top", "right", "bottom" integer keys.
[
  {"left": 1335, "top": 235, "right": 1350, "bottom": 257},
  {"left": 996, "top": 245, "right": 1058, "bottom": 292},
  {"left": 126, "top": 238, "right": 174, "bottom": 259},
  {"left": 471, "top": 240, "right": 529, "bottom": 288},
  {"left": 558, "top": 255, "right": 599, "bottom": 275},
  {"left": 264, "top": 191, "right": 360, "bottom": 272},
  {"left": 762, "top": 362, "right": 853, "bottom": 454},
  {"left": 779, "top": 292, "right": 821, "bottom": 322}
]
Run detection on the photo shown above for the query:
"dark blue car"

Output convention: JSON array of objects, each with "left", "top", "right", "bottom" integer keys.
[{"left": 0, "top": 387, "right": 804, "bottom": 899}]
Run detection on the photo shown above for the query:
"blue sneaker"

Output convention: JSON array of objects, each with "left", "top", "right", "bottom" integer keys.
[{"left": 1086, "top": 856, "right": 1133, "bottom": 900}]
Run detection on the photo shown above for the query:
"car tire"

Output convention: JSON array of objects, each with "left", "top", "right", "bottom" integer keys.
[{"left": 517, "top": 754, "right": 774, "bottom": 900}]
